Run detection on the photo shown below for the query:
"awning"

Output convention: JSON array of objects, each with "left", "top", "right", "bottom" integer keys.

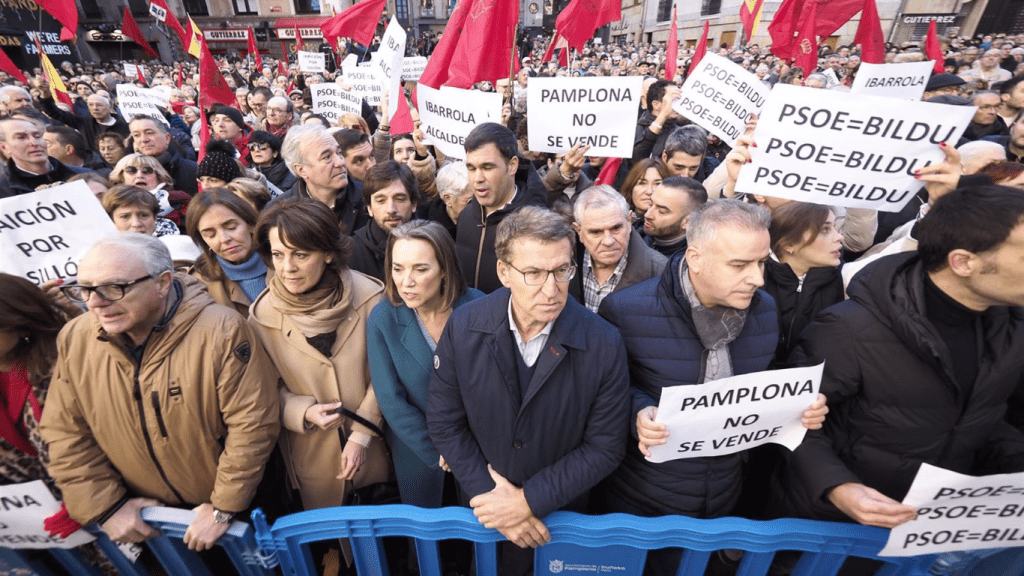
[{"left": 272, "top": 16, "right": 330, "bottom": 28}]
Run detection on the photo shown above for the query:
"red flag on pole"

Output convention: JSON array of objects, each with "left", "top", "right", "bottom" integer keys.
[
  {"left": 595, "top": 158, "right": 622, "bottom": 186},
  {"left": 793, "top": 0, "right": 819, "bottom": 76},
  {"left": 554, "top": 0, "right": 620, "bottom": 53},
  {"left": 136, "top": 61, "right": 148, "bottom": 86},
  {"left": 418, "top": 0, "right": 469, "bottom": 89},
  {"left": 198, "top": 41, "right": 237, "bottom": 110},
  {"left": 321, "top": 0, "right": 387, "bottom": 47},
  {"left": 247, "top": 27, "right": 263, "bottom": 70},
  {"left": 278, "top": 61, "right": 287, "bottom": 76},
  {"left": 294, "top": 25, "right": 304, "bottom": 51},
  {"left": 771, "top": 0, "right": 875, "bottom": 62},
  {"left": 122, "top": 8, "right": 160, "bottom": 60},
  {"left": 925, "top": 19, "right": 944, "bottom": 74},
  {"left": 31, "top": 0, "right": 77, "bottom": 41},
  {"left": 447, "top": 0, "right": 519, "bottom": 87},
  {"left": 853, "top": 0, "right": 884, "bottom": 64},
  {"left": 390, "top": 92, "right": 415, "bottom": 134},
  {"left": 0, "top": 46, "right": 27, "bottom": 84},
  {"left": 665, "top": 5, "right": 678, "bottom": 81},
  {"left": 542, "top": 33, "right": 557, "bottom": 64},
  {"left": 691, "top": 21, "right": 710, "bottom": 71},
  {"left": 149, "top": 0, "right": 189, "bottom": 47},
  {"left": 198, "top": 106, "right": 211, "bottom": 165}
]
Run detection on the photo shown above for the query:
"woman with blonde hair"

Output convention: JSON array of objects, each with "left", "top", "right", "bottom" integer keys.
[{"left": 109, "top": 153, "right": 191, "bottom": 228}]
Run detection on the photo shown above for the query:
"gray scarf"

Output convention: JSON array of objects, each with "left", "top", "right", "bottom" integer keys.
[{"left": 679, "top": 258, "right": 748, "bottom": 382}]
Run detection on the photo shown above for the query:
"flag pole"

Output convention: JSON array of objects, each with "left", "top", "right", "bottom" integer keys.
[{"left": 506, "top": 23, "right": 518, "bottom": 106}]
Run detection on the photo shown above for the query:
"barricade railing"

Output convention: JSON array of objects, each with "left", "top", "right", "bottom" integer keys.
[{"left": 3, "top": 505, "right": 1023, "bottom": 576}]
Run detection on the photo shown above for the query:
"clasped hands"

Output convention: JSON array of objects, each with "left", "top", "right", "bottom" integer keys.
[{"left": 469, "top": 465, "right": 550, "bottom": 549}]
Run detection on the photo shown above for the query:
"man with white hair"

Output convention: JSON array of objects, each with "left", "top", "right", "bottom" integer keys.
[
  {"left": 421, "top": 161, "right": 472, "bottom": 239},
  {"left": 0, "top": 85, "right": 33, "bottom": 116},
  {"left": 963, "top": 49, "right": 1012, "bottom": 85},
  {"left": 261, "top": 96, "right": 294, "bottom": 138},
  {"left": 39, "top": 81, "right": 130, "bottom": 149},
  {"left": 275, "top": 123, "right": 369, "bottom": 235},
  {"left": 569, "top": 185, "right": 667, "bottom": 312}
]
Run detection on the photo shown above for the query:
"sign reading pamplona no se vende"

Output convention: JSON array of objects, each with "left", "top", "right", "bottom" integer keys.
[{"left": 527, "top": 76, "right": 643, "bottom": 158}]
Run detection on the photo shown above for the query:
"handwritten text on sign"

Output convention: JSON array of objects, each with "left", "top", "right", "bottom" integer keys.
[
  {"left": 647, "top": 363, "right": 823, "bottom": 462},
  {"left": 0, "top": 182, "right": 118, "bottom": 286},
  {"left": 298, "top": 51, "right": 326, "bottom": 73},
  {"left": 311, "top": 84, "right": 363, "bottom": 124},
  {"left": 736, "top": 84, "right": 975, "bottom": 212},
  {"left": 417, "top": 84, "right": 502, "bottom": 160},
  {"left": 527, "top": 76, "right": 643, "bottom": 157},
  {"left": 0, "top": 481, "right": 95, "bottom": 548},
  {"left": 676, "top": 53, "right": 769, "bottom": 145},
  {"left": 880, "top": 464, "right": 1024, "bottom": 556},
  {"left": 850, "top": 61, "right": 935, "bottom": 101}
]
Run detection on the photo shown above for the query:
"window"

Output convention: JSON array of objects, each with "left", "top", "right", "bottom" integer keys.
[
  {"left": 80, "top": 0, "right": 102, "bottom": 19},
  {"left": 234, "top": 0, "right": 258, "bottom": 15},
  {"left": 294, "top": 0, "right": 320, "bottom": 14},
  {"left": 700, "top": 0, "right": 721, "bottom": 16},
  {"left": 657, "top": 0, "right": 671, "bottom": 22},
  {"left": 395, "top": 0, "right": 409, "bottom": 23},
  {"left": 127, "top": 0, "right": 149, "bottom": 17},
  {"left": 182, "top": 0, "right": 209, "bottom": 16}
]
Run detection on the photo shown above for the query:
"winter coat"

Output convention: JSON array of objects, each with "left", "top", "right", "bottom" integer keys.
[
  {"left": 188, "top": 264, "right": 273, "bottom": 318},
  {"left": 273, "top": 178, "right": 369, "bottom": 236},
  {"left": 248, "top": 269, "right": 390, "bottom": 511},
  {"left": 773, "top": 253, "right": 1024, "bottom": 522},
  {"left": 568, "top": 228, "right": 668, "bottom": 307},
  {"left": 349, "top": 220, "right": 388, "bottom": 282},
  {"left": 255, "top": 157, "right": 297, "bottom": 193},
  {"left": 763, "top": 259, "right": 845, "bottom": 364},
  {"left": 39, "top": 275, "right": 281, "bottom": 524},
  {"left": 156, "top": 149, "right": 199, "bottom": 197},
  {"left": 598, "top": 251, "right": 779, "bottom": 518},
  {"left": 427, "top": 289, "right": 631, "bottom": 518},
  {"left": 0, "top": 157, "right": 91, "bottom": 198}
]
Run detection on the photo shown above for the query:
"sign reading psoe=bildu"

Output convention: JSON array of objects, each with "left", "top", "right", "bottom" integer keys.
[
  {"left": 736, "top": 84, "right": 975, "bottom": 212},
  {"left": 647, "top": 363, "right": 823, "bottom": 462},
  {"left": 880, "top": 464, "right": 1024, "bottom": 557},
  {"left": 527, "top": 76, "right": 643, "bottom": 157},
  {"left": 676, "top": 53, "right": 769, "bottom": 146}
]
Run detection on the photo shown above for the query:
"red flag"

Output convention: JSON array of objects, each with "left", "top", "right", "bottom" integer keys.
[
  {"left": 794, "top": 0, "right": 819, "bottom": 76},
  {"left": 448, "top": 0, "right": 519, "bottom": 87},
  {"left": 136, "top": 61, "right": 148, "bottom": 86},
  {"left": 595, "top": 158, "right": 621, "bottom": 186},
  {"left": 768, "top": 0, "right": 804, "bottom": 59},
  {"left": 31, "top": 0, "right": 77, "bottom": 42},
  {"left": 691, "top": 21, "right": 710, "bottom": 72},
  {"left": 198, "top": 41, "right": 236, "bottom": 110},
  {"left": 198, "top": 106, "right": 211, "bottom": 164},
  {"left": 321, "top": 0, "right": 387, "bottom": 48},
  {"left": 925, "top": 19, "right": 944, "bottom": 74},
  {"left": 740, "top": 0, "right": 765, "bottom": 40},
  {"left": 771, "top": 0, "right": 870, "bottom": 61},
  {"left": 418, "top": 0, "right": 469, "bottom": 89},
  {"left": 177, "top": 62, "right": 183, "bottom": 88},
  {"left": 0, "top": 46, "right": 27, "bottom": 84},
  {"left": 665, "top": 5, "right": 678, "bottom": 81},
  {"left": 247, "top": 27, "right": 263, "bottom": 70},
  {"left": 122, "top": 8, "right": 160, "bottom": 60},
  {"left": 853, "top": 0, "right": 884, "bottom": 65},
  {"left": 542, "top": 33, "right": 557, "bottom": 64},
  {"left": 554, "top": 0, "right": 620, "bottom": 53},
  {"left": 295, "top": 25, "right": 304, "bottom": 51},
  {"left": 149, "top": 0, "right": 189, "bottom": 47},
  {"left": 278, "top": 61, "right": 287, "bottom": 76},
  {"left": 390, "top": 92, "right": 414, "bottom": 134}
]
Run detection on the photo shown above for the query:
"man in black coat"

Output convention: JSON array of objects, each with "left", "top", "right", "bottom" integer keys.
[
  {"left": 774, "top": 184, "right": 1024, "bottom": 529},
  {"left": 0, "top": 118, "right": 91, "bottom": 198},
  {"left": 349, "top": 161, "right": 419, "bottom": 282},
  {"left": 429, "top": 206, "right": 629, "bottom": 576}
]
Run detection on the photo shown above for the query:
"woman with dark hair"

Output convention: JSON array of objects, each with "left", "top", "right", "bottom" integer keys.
[
  {"left": 764, "top": 202, "right": 846, "bottom": 363},
  {"left": 187, "top": 189, "right": 270, "bottom": 316},
  {"left": 366, "top": 221, "right": 483, "bottom": 507},
  {"left": 248, "top": 198, "right": 390, "bottom": 517},
  {"left": 248, "top": 130, "right": 297, "bottom": 192},
  {"left": 619, "top": 158, "right": 668, "bottom": 226}
]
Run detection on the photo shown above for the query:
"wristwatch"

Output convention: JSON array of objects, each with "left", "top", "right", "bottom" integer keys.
[{"left": 213, "top": 509, "right": 235, "bottom": 524}]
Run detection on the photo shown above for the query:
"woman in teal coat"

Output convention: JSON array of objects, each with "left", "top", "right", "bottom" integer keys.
[{"left": 367, "top": 220, "right": 483, "bottom": 507}]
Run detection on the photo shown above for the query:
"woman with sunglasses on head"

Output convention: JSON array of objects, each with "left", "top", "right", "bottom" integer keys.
[{"left": 109, "top": 153, "right": 191, "bottom": 230}]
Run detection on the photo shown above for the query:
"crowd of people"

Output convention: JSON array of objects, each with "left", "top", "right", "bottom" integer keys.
[{"left": 1, "top": 23, "right": 1024, "bottom": 576}]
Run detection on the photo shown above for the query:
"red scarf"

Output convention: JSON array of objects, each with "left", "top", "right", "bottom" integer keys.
[{"left": 0, "top": 364, "right": 42, "bottom": 456}]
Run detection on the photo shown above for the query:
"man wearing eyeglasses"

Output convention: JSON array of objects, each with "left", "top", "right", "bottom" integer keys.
[
  {"left": 428, "top": 206, "right": 630, "bottom": 575},
  {"left": 40, "top": 233, "right": 280, "bottom": 553}
]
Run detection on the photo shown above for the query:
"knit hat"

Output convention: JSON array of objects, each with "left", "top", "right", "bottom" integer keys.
[
  {"left": 197, "top": 139, "right": 244, "bottom": 183},
  {"left": 211, "top": 105, "right": 247, "bottom": 130}
]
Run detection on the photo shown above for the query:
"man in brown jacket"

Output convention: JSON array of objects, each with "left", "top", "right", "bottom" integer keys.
[{"left": 41, "top": 233, "right": 280, "bottom": 551}]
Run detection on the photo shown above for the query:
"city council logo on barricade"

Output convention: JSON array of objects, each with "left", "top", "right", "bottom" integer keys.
[{"left": 549, "top": 559, "right": 564, "bottom": 573}]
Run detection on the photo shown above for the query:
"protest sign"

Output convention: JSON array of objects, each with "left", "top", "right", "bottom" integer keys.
[
  {"left": 116, "top": 85, "right": 170, "bottom": 124},
  {"left": 880, "top": 464, "right": 1024, "bottom": 557},
  {"left": 344, "top": 65, "right": 383, "bottom": 106},
  {"left": 123, "top": 62, "right": 138, "bottom": 78},
  {"left": 735, "top": 84, "right": 975, "bottom": 212},
  {"left": 372, "top": 17, "right": 406, "bottom": 121},
  {"left": 151, "top": 84, "right": 172, "bottom": 108},
  {"left": 850, "top": 61, "right": 934, "bottom": 101},
  {"left": 402, "top": 56, "right": 428, "bottom": 82},
  {"left": 675, "top": 53, "right": 769, "bottom": 146},
  {"left": 527, "top": 76, "right": 643, "bottom": 157},
  {"left": 821, "top": 68, "right": 841, "bottom": 88},
  {"left": 340, "top": 54, "right": 358, "bottom": 71},
  {"left": 0, "top": 481, "right": 95, "bottom": 548},
  {"left": 311, "top": 83, "right": 363, "bottom": 124},
  {"left": 0, "top": 182, "right": 118, "bottom": 286},
  {"left": 298, "top": 51, "right": 326, "bottom": 73},
  {"left": 417, "top": 83, "right": 502, "bottom": 160},
  {"left": 647, "top": 364, "right": 823, "bottom": 462}
]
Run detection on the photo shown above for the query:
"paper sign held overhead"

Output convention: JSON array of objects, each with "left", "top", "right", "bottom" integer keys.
[
  {"left": 372, "top": 16, "right": 406, "bottom": 122},
  {"left": 417, "top": 84, "right": 502, "bottom": 160},
  {"left": 675, "top": 53, "right": 769, "bottom": 146},
  {"left": 116, "top": 85, "right": 170, "bottom": 124},
  {"left": 402, "top": 56, "right": 428, "bottom": 81},
  {"left": 298, "top": 51, "right": 326, "bottom": 73},
  {"left": 527, "top": 76, "right": 644, "bottom": 158},
  {"left": 850, "top": 61, "right": 935, "bottom": 101},
  {"left": 735, "top": 84, "right": 975, "bottom": 212},
  {"left": 343, "top": 66, "right": 383, "bottom": 106},
  {"left": 647, "top": 364, "right": 823, "bottom": 462},
  {"left": 311, "top": 84, "right": 363, "bottom": 124}
]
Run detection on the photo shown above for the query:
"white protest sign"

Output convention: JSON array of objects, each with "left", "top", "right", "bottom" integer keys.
[
  {"left": 151, "top": 84, "right": 172, "bottom": 108},
  {"left": 123, "top": 62, "right": 138, "bottom": 78},
  {"left": 0, "top": 481, "right": 95, "bottom": 548},
  {"left": 344, "top": 65, "right": 383, "bottom": 106},
  {"left": 417, "top": 83, "right": 502, "bottom": 160},
  {"left": 736, "top": 84, "right": 975, "bottom": 212},
  {"left": 402, "top": 56, "right": 428, "bottom": 82},
  {"left": 116, "top": 84, "right": 170, "bottom": 124},
  {"left": 821, "top": 68, "right": 841, "bottom": 88},
  {"left": 675, "top": 53, "right": 769, "bottom": 145},
  {"left": 880, "top": 464, "right": 1024, "bottom": 557},
  {"left": 298, "top": 51, "right": 326, "bottom": 73},
  {"left": 527, "top": 76, "right": 643, "bottom": 157},
  {"left": 0, "top": 182, "right": 119, "bottom": 286},
  {"left": 372, "top": 17, "right": 406, "bottom": 121},
  {"left": 850, "top": 61, "right": 934, "bottom": 101},
  {"left": 647, "top": 364, "right": 823, "bottom": 462},
  {"left": 311, "top": 83, "right": 363, "bottom": 124},
  {"left": 340, "top": 54, "right": 358, "bottom": 71}
]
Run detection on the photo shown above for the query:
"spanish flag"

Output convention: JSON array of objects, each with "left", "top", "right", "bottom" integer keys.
[
  {"left": 740, "top": 0, "right": 764, "bottom": 39},
  {"left": 35, "top": 38, "right": 72, "bottom": 108},
  {"left": 185, "top": 14, "right": 203, "bottom": 58}
]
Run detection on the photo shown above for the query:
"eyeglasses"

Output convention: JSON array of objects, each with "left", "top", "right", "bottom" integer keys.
[
  {"left": 123, "top": 166, "right": 155, "bottom": 175},
  {"left": 504, "top": 261, "right": 576, "bottom": 286},
  {"left": 61, "top": 275, "right": 153, "bottom": 302},
  {"left": 248, "top": 142, "right": 270, "bottom": 151}
]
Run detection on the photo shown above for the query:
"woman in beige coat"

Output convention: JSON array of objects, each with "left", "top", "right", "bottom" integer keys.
[{"left": 248, "top": 198, "right": 389, "bottom": 512}]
